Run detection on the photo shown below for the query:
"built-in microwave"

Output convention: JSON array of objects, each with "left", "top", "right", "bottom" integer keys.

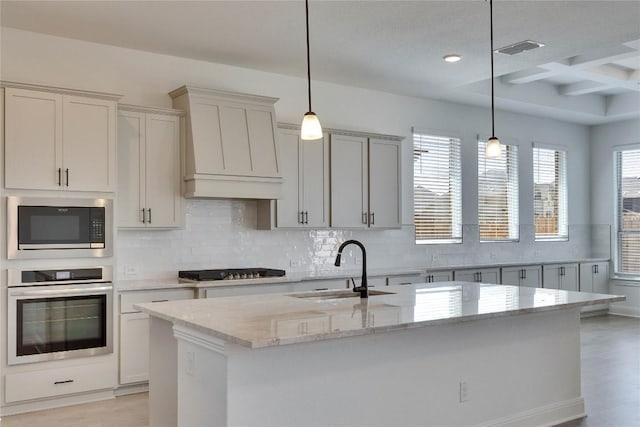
[{"left": 7, "top": 196, "right": 113, "bottom": 259}]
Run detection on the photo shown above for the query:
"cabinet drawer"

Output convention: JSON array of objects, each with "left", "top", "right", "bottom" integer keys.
[
  {"left": 120, "top": 288, "right": 194, "bottom": 313},
  {"left": 5, "top": 360, "right": 114, "bottom": 403}
]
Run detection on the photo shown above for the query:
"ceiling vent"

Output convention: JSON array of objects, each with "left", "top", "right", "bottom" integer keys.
[{"left": 495, "top": 40, "right": 545, "bottom": 56}]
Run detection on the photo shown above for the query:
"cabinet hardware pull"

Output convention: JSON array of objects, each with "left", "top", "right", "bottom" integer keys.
[
  {"left": 523, "top": 269, "right": 527, "bottom": 280},
  {"left": 370, "top": 212, "right": 375, "bottom": 225},
  {"left": 304, "top": 211, "right": 309, "bottom": 224},
  {"left": 151, "top": 299, "right": 169, "bottom": 303},
  {"left": 362, "top": 212, "right": 368, "bottom": 224},
  {"left": 148, "top": 208, "right": 152, "bottom": 224},
  {"left": 299, "top": 211, "right": 304, "bottom": 224},
  {"left": 141, "top": 209, "right": 146, "bottom": 224},
  {"left": 560, "top": 266, "right": 565, "bottom": 276},
  {"left": 314, "top": 288, "right": 329, "bottom": 291},
  {"left": 54, "top": 379, "right": 74, "bottom": 385},
  {"left": 57, "top": 168, "right": 62, "bottom": 186},
  {"left": 65, "top": 168, "right": 69, "bottom": 186},
  {"left": 594, "top": 264, "right": 599, "bottom": 274}
]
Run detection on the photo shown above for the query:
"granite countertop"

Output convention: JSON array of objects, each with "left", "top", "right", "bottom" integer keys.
[{"left": 136, "top": 282, "right": 624, "bottom": 349}]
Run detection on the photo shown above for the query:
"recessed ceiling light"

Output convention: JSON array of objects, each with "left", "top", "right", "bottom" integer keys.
[{"left": 443, "top": 54, "right": 462, "bottom": 63}]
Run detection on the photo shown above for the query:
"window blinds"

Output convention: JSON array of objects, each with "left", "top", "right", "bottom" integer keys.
[
  {"left": 478, "top": 140, "right": 519, "bottom": 241},
  {"left": 413, "top": 133, "right": 462, "bottom": 244},
  {"left": 616, "top": 149, "right": 640, "bottom": 275},
  {"left": 533, "top": 147, "right": 568, "bottom": 240}
]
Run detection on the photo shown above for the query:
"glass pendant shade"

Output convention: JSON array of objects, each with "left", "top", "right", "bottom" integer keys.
[
  {"left": 301, "top": 112, "right": 323, "bottom": 140},
  {"left": 485, "top": 136, "right": 502, "bottom": 158}
]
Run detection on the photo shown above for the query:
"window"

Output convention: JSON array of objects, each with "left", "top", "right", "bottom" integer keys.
[
  {"left": 413, "top": 132, "right": 462, "bottom": 244},
  {"left": 478, "top": 140, "right": 519, "bottom": 241},
  {"left": 616, "top": 148, "right": 640, "bottom": 276},
  {"left": 533, "top": 146, "right": 568, "bottom": 240}
]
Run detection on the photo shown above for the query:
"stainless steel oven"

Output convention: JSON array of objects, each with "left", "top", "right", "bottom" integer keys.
[
  {"left": 7, "top": 266, "right": 113, "bottom": 365},
  {"left": 7, "top": 196, "right": 113, "bottom": 259}
]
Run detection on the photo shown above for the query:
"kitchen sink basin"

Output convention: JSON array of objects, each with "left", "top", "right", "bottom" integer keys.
[{"left": 289, "top": 289, "right": 396, "bottom": 300}]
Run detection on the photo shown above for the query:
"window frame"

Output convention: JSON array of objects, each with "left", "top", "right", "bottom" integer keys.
[
  {"left": 412, "top": 130, "right": 462, "bottom": 245},
  {"left": 477, "top": 138, "right": 519, "bottom": 243},
  {"left": 614, "top": 147, "right": 640, "bottom": 277},
  {"left": 532, "top": 143, "right": 568, "bottom": 242}
]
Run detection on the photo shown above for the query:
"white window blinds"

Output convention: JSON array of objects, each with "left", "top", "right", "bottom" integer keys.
[
  {"left": 533, "top": 146, "right": 568, "bottom": 240},
  {"left": 413, "top": 132, "right": 462, "bottom": 244},
  {"left": 478, "top": 140, "right": 519, "bottom": 241},
  {"left": 616, "top": 149, "right": 640, "bottom": 275}
]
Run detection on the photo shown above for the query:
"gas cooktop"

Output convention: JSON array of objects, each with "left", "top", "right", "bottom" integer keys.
[{"left": 178, "top": 268, "right": 286, "bottom": 281}]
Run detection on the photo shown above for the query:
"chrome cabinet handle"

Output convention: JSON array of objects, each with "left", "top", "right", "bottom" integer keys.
[
  {"left": 65, "top": 168, "right": 69, "bottom": 186},
  {"left": 57, "top": 168, "right": 62, "bottom": 186}
]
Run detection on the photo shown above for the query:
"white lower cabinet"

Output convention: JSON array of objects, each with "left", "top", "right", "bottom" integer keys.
[
  {"left": 425, "top": 270, "right": 453, "bottom": 283},
  {"left": 5, "top": 359, "right": 114, "bottom": 403},
  {"left": 580, "top": 262, "right": 610, "bottom": 313},
  {"left": 453, "top": 268, "right": 500, "bottom": 284},
  {"left": 543, "top": 263, "right": 579, "bottom": 291},
  {"left": 203, "top": 283, "right": 291, "bottom": 298},
  {"left": 501, "top": 265, "right": 542, "bottom": 288},
  {"left": 119, "top": 288, "right": 193, "bottom": 385},
  {"left": 292, "top": 279, "right": 348, "bottom": 292}
]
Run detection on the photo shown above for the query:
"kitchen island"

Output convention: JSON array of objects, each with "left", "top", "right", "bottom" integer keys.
[{"left": 137, "top": 282, "right": 624, "bottom": 427}]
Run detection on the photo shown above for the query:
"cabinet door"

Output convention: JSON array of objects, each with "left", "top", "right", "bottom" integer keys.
[
  {"left": 145, "top": 113, "right": 182, "bottom": 228},
  {"left": 368, "top": 138, "right": 401, "bottom": 228},
  {"left": 520, "top": 266, "right": 542, "bottom": 288},
  {"left": 500, "top": 268, "right": 522, "bottom": 286},
  {"left": 542, "top": 265, "right": 561, "bottom": 289},
  {"left": 120, "top": 312, "right": 150, "bottom": 384},
  {"left": 560, "top": 264, "right": 579, "bottom": 291},
  {"left": 330, "top": 134, "right": 368, "bottom": 228},
  {"left": 276, "top": 129, "right": 302, "bottom": 227},
  {"left": 62, "top": 95, "right": 116, "bottom": 191},
  {"left": 118, "top": 111, "right": 145, "bottom": 228},
  {"left": 301, "top": 134, "right": 330, "bottom": 227},
  {"left": 428, "top": 271, "right": 453, "bottom": 283},
  {"left": 592, "top": 262, "right": 609, "bottom": 294},
  {"left": 5, "top": 88, "right": 62, "bottom": 190},
  {"left": 454, "top": 270, "right": 479, "bottom": 282},
  {"left": 578, "top": 264, "right": 594, "bottom": 293}
]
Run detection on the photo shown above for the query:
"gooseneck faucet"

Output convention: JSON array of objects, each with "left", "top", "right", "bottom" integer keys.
[{"left": 334, "top": 240, "right": 368, "bottom": 298}]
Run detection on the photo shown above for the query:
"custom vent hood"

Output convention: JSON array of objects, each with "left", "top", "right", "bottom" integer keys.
[{"left": 169, "top": 85, "right": 282, "bottom": 199}]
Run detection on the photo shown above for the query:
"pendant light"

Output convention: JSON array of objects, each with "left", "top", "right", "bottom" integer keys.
[
  {"left": 300, "top": 0, "right": 323, "bottom": 140},
  {"left": 485, "top": 0, "right": 502, "bottom": 158}
]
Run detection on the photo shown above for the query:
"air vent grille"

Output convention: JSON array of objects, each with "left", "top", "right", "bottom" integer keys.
[{"left": 495, "top": 40, "right": 545, "bottom": 56}]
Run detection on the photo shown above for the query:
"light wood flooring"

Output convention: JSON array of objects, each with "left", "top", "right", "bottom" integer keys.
[{"left": 1, "top": 314, "right": 638, "bottom": 427}]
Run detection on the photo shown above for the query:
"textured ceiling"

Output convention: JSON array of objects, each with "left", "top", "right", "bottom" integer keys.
[{"left": 2, "top": 0, "right": 639, "bottom": 125}]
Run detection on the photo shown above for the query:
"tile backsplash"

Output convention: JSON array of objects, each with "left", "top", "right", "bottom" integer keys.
[{"left": 117, "top": 199, "right": 607, "bottom": 280}]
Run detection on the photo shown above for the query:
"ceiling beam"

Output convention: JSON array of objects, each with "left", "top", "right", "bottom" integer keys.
[{"left": 559, "top": 81, "right": 612, "bottom": 96}]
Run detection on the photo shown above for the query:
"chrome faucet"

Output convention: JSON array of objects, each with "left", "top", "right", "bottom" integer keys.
[{"left": 334, "top": 240, "right": 368, "bottom": 298}]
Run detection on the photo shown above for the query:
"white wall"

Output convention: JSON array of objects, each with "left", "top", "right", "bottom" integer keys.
[
  {"left": 1, "top": 28, "right": 600, "bottom": 281},
  {"left": 590, "top": 118, "right": 640, "bottom": 316}
]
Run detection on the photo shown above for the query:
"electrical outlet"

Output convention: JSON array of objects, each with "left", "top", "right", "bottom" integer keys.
[
  {"left": 290, "top": 259, "right": 302, "bottom": 267},
  {"left": 459, "top": 381, "right": 469, "bottom": 403},
  {"left": 354, "top": 257, "right": 362, "bottom": 265},
  {"left": 124, "top": 265, "right": 138, "bottom": 277},
  {"left": 490, "top": 252, "right": 497, "bottom": 260}
]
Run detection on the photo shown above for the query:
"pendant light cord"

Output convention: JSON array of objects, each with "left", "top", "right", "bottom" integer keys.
[
  {"left": 490, "top": 0, "right": 495, "bottom": 137},
  {"left": 306, "top": 0, "right": 312, "bottom": 113}
]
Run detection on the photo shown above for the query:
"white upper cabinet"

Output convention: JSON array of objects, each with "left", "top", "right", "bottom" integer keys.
[
  {"left": 4, "top": 85, "right": 118, "bottom": 192},
  {"left": 118, "top": 105, "right": 183, "bottom": 229},
  {"left": 330, "top": 133, "right": 402, "bottom": 229},
  {"left": 276, "top": 126, "right": 329, "bottom": 228},
  {"left": 169, "top": 85, "right": 282, "bottom": 199}
]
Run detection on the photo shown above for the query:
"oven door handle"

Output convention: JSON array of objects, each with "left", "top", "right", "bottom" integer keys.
[{"left": 9, "top": 285, "right": 113, "bottom": 297}]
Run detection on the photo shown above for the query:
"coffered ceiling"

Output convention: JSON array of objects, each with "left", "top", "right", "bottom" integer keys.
[{"left": 2, "top": 0, "right": 639, "bottom": 125}]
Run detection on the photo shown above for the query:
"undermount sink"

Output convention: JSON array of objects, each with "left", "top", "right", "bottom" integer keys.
[{"left": 290, "top": 290, "right": 396, "bottom": 300}]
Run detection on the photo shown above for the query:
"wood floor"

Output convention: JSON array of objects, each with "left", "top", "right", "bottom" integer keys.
[{"left": 1, "top": 314, "right": 638, "bottom": 427}]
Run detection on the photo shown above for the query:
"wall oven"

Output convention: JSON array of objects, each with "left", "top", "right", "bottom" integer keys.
[
  {"left": 7, "top": 266, "right": 113, "bottom": 365},
  {"left": 7, "top": 196, "right": 113, "bottom": 259}
]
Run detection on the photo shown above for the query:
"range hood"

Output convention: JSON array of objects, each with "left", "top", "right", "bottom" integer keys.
[{"left": 169, "top": 85, "right": 282, "bottom": 199}]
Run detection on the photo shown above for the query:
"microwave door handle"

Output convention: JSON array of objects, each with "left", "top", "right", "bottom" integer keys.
[{"left": 10, "top": 286, "right": 112, "bottom": 297}]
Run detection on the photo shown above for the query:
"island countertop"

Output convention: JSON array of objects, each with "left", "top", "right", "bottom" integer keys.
[{"left": 135, "top": 282, "right": 624, "bottom": 349}]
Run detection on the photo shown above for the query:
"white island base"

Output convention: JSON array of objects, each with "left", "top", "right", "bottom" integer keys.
[{"left": 149, "top": 308, "right": 585, "bottom": 427}]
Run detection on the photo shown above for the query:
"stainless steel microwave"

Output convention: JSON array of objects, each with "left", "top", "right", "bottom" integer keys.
[{"left": 7, "top": 196, "right": 113, "bottom": 259}]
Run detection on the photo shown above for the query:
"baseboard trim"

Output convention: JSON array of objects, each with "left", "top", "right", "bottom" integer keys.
[
  {"left": 114, "top": 382, "right": 149, "bottom": 396},
  {"left": 0, "top": 389, "right": 114, "bottom": 416},
  {"left": 473, "top": 397, "right": 585, "bottom": 427},
  {"left": 608, "top": 305, "right": 640, "bottom": 318}
]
